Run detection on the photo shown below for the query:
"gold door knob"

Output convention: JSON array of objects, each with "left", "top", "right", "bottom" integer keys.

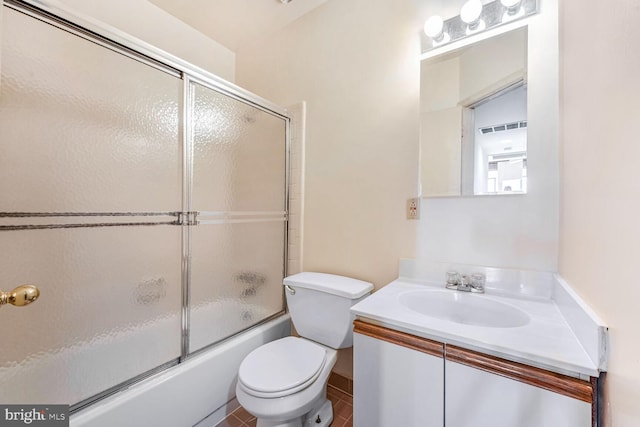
[{"left": 0, "top": 285, "right": 40, "bottom": 308}]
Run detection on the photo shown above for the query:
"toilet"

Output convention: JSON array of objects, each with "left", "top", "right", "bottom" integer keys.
[{"left": 236, "top": 272, "right": 373, "bottom": 427}]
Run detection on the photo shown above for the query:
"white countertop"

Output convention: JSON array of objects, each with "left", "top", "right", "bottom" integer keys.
[{"left": 351, "top": 278, "right": 600, "bottom": 378}]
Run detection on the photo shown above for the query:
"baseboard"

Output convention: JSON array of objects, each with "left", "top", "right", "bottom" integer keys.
[{"left": 328, "top": 372, "right": 353, "bottom": 396}]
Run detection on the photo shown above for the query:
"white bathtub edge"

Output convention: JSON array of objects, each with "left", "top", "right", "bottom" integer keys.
[
  {"left": 71, "top": 314, "right": 291, "bottom": 427},
  {"left": 194, "top": 398, "right": 240, "bottom": 427}
]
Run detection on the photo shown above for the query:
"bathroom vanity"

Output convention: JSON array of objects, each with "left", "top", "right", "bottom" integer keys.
[{"left": 351, "top": 269, "right": 607, "bottom": 427}]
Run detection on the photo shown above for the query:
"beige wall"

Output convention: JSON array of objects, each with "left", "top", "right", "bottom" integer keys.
[
  {"left": 53, "top": 0, "right": 235, "bottom": 81},
  {"left": 559, "top": 0, "right": 640, "bottom": 425},
  {"left": 236, "top": 0, "right": 420, "bottom": 289},
  {"left": 235, "top": 0, "right": 420, "bottom": 378},
  {"left": 234, "top": 0, "right": 562, "bottom": 377}
]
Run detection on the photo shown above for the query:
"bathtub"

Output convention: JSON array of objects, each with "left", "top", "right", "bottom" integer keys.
[{"left": 70, "top": 314, "right": 290, "bottom": 427}]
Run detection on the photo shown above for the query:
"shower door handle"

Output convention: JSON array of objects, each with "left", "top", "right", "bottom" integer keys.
[{"left": 0, "top": 285, "right": 40, "bottom": 308}]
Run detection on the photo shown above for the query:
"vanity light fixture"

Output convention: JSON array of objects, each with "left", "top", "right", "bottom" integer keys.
[{"left": 421, "top": 0, "right": 538, "bottom": 56}]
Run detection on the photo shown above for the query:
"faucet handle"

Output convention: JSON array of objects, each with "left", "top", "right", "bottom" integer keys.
[
  {"left": 445, "top": 271, "right": 460, "bottom": 289},
  {"left": 470, "top": 273, "right": 486, "bottom": 293}
]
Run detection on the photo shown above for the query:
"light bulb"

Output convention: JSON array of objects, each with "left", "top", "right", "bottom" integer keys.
[
  {"left": 424, "top": 15, "right": 451, "bottom": 45},
  {"left": 501, "top": 0, "right": 523, "bottom": 21},
  {"left": 423, "top": 15, "right": 444, "bottom": 39},
  {"left": 461, "top": 0, "right": 485, "bottom": 34},
  {"left": 460, "top": 0, "right": 483, "bottom": 25},
  {"left": 500, "top": 0, "right": 521, "bottom": 8}
]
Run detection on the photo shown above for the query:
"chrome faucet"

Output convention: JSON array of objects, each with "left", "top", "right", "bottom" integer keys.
[
  {"left": 445, "top": 271, "right": 485, "bottom": 293},
  {"left": 458, "top": 274, "right": 471, "bottom": 292}
]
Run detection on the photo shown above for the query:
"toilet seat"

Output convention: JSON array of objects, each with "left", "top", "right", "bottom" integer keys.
[{"left": 238, "top": 337, "right": 327, "bottom": 398}]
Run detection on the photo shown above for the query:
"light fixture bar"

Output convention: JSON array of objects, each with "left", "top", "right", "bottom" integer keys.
[{"left": 421, "top": 0, "right": 538, "bottom": 55}]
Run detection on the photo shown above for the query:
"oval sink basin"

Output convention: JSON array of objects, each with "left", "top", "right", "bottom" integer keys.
[{"left": 399, "top": 290, "right": 530, "bottom": 328}]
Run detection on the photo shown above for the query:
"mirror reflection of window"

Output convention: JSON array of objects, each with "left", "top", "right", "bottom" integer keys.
[{"left": 466, "top": 83, "right": 527, "bottom": 194}]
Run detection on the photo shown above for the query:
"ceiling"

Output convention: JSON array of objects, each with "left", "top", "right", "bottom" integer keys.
[{"left": 148, "top": 0, "right": 329, "bottom": 52}]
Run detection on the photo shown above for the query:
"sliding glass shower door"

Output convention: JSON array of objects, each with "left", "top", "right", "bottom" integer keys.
[
  {"left": 189, "top": 82, "right": 287, "bottom": 353},
  {"left": 0, "top": 3, "right": 287, "bottom": 409},
  {"left": 0, "top": 6, "right": 184, "bottom": 406}
]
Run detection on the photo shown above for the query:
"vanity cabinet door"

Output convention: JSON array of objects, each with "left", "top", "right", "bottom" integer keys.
[
  {"left": 353, "top": 331, "right": 444, "bottom": 427},
  {"left": 445, "top": 359, "right": 592, "bottom": 427}
]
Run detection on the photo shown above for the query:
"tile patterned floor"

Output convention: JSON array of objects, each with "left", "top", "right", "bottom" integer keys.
[
  {"left": 216, "top": 385, "right": 353, "bottom": 427},
  {"left": 326, "top": 385, "right": 353, "bottom": 427},
  {"left": 215, "top": 405, "right": 256, "bottom": 427}
]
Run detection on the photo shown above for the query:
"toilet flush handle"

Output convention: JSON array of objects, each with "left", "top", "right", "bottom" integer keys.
[{"left": 284, "top": 285, "right": 296, "bottom": 295}]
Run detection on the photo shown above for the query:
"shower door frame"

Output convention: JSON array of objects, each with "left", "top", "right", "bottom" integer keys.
[{"left": 2, "top": 0, "right": 290, "bottom": 412}]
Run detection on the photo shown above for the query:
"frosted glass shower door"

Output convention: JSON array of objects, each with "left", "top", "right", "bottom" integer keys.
[
  {"left": 189, "top": 82, "right": 287, "bottom": 352},
  {"left": 0, "top": 7, "right": 182, "bottom": 406}
]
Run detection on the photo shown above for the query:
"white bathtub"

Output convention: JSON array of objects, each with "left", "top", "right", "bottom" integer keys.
[{"left": 70, "top": 314, "right": 290, "bottom": 427}]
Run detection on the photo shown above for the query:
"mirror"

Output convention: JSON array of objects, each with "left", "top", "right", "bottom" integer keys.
[{"left": 420, "top": 27, "right": 528, "bottom": 197}]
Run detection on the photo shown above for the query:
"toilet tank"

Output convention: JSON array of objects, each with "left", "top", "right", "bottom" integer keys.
[{"left": 283, "top": 272, "right": 373, "bottom": 349}]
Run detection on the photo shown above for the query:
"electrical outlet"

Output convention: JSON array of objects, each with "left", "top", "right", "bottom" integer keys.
[{"left": 407, "top": 197, "right": 420, "bottom": 220}]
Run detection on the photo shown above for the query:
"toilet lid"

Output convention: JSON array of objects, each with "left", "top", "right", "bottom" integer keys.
[{"left": 238, "top": 337, "right": 326, "bottom": 397}]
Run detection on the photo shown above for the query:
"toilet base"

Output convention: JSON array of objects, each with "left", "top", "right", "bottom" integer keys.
[
  {"left": 255, "top": 398, "right": 333, "bottom": 427},
  {"left": 302, "top": 398, "right": 333, "bottom": 427}
]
